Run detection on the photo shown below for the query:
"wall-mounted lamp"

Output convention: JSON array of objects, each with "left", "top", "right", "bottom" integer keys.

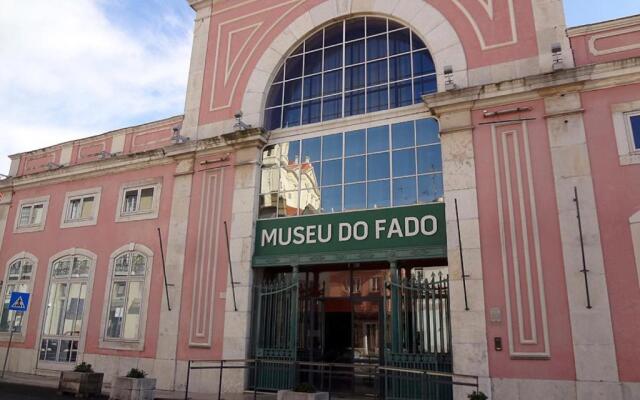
[
  {"left": 234, "top": 111, "right": 252, "bottom": 131},
  {"left": 47, "top": 162, "right": 62, "bottom": 170},
  {"left": 444, "top": 65, "right": 456, "bottom": 91},
  {"left": 551, "top": 43, "right": 564, "bottom": 71},
  {"left": 171, "top": 126, "right": 189, "bottom": 144}
]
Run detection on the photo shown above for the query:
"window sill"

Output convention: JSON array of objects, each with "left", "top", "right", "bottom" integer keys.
[
  {"left": 60, "top": 218, "right": 98, "bottom": 229},
  {"left": 620, "top": 152, "right": 640, "bottom": 166},
  {"left": 115, "top": 210, "right": 159, "bottom": 223},
  {"left": 14, "top": 225, "right": 45, "bottom": 233},
  {"left": 0, "top": 332, "right": 26, "bottom": 343},
  {"left": 98, "top": 338, "right": 144, "bottom": 351}
]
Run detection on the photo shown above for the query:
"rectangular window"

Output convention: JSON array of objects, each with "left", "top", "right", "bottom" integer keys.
[
  {"left": 65, "top": 195, "right": 94, "bottom": 222},
  {"left": 122, "top": 187, "right": 155, "bottom": 215},
  {"left": 371, "top": 277, "right": 380, "bottom": 292},
  {"left": 630, "top": 114, "right": 640, "bottom": 150},
  {"left": 18, "top": 203, "right": 44, "bottom": 228}
]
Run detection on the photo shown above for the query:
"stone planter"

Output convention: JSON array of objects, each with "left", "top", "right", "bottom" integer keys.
[
  {"left": 109, "top": 377, "right": 156, "bottom": 400},
  {"left": 277, "top": 390, "right": 329, "bottom": 400},
  {"left": 58, "top": 371, "right": 104, "bottom": 398}
]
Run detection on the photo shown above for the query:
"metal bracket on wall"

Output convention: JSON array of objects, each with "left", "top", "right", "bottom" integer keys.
[
  {"left": 157, "top": 227, "right": 172, "bottom": 311},
  {"left": 573, "top": 187, "right": 592, "bottom": 309},
  {"left": 224, "top": 220, "right": 238, "bottom": 312},
  {"left": 454, "top": 199, "right": 470, "bottom": 311}
]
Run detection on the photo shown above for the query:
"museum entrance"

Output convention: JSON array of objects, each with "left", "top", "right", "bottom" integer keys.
[{"left": 251, "top": 262, "right": 451, "bottom": 398}]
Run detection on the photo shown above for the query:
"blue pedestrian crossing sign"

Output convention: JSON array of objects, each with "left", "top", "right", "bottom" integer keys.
[{"left": 8, "top": 292, "right": 30, "bottom": 312}]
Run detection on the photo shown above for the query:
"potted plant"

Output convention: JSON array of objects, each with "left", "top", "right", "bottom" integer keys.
[
  {"left": 58, "top": 362, "right": 104, "bottom": 398},
  {"left": 109, "top": 368, "right": 156, "bottom": 400},
  {"left": 277, "top": 383, "right": 329, "bottom": 400},
  {"left": 468, "top": 390, "right": 488, "bottom": 400}
]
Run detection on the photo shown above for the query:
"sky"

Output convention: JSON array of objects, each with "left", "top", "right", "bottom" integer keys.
[{"left": 1, "top": 0, "right": 639, "bottom": 175}]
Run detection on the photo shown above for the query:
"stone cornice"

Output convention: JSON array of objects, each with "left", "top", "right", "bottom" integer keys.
[
  {"left": 187, "top": 0, "right": 215, "bottom": 11},
  {"left": 424, "top": 56, "right": 640, "bottom": 114},
  {"left": 567, "top": 14, "right": 640, "bottom": 37}
]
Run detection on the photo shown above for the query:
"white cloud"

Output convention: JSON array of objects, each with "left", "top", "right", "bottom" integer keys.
[{"left": 0, "top": 0, "right": 193, "bottom": 174}]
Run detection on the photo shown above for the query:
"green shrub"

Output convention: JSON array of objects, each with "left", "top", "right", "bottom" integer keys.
[
  {"left": 293, "top": 383, "right": 316, "bottom": 393},
  {"left": 126, "top": 368, "right": 147, "bottom": 379},
  {"left": 468, "top": 391, "right": 488, "bottom": 400},
  {"left": 73, "top": 362, "right": 94, "bottom": 373}
]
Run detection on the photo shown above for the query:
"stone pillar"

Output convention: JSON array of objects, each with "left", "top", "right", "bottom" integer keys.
[
  {"left": 437, "top": 107, "right": 491, "bottom": 399},
  {"left": 221, "top": 142, "right": 264, "bottom": 393},
  {"left": 544, "top": 92, "right": 621, "bottom": 400},
  {"left": 154, "top": 157, "right": 194, "bottom": 390}
]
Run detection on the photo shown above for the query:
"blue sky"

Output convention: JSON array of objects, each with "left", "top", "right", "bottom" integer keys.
[{"left": 1, "top": 0, "right": 639, "bottom": 175}]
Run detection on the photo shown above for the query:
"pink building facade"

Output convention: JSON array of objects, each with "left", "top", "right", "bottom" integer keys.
[{"left": 0, "top": 1, "right": 639, "bottom": 399}]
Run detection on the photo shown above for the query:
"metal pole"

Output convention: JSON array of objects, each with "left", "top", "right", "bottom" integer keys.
[
  {"left": 454, "top": 199, "right": 470, "bottom": 311},
  {"left": 218, "top": 360, "right": 224, "bottom": 400},
  {"left": 253, "top": 359, "right": 259, "bottom": 400},
  {"left": 157, "top": 227, "right": 172, "bottom": 311},
  {"left": 573, "top": 187, "right": 592, "bottom": 309},
  {"left": 224, "top": 221, "right": 238, "bottom": 312},
  {"left": 184, "top": 360, "right": 191, "bottom": 400},
  {"left": 1, "top": 314, "right": 18, "bottom": 379}
]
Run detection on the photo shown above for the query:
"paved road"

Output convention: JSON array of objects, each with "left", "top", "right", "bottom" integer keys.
[{"left": 0, "top": 381, "right": 107, "bottom": 400}]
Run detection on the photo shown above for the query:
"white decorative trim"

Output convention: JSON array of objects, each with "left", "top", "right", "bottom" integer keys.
[
  {"left": 114, "top": 178, "right": 163, "bottom": 223},
  {"left": 0, "top": 252, "right": 39, "bottom": 344},
  {"left": 631, "top": 210, "right": 640, "bottom": 288},
  {"left": 59, "top": 187, "right": 102, "bottom": 229},
  {"left": 34, "top": 248, "right": 97, "bottom": 371},
  {"left": 451, "top": 0, "right": 518, "bottom": 50},
  {"left": 13, "top": 195, "right": 50, "bottom": 234},
  {"left": 588, "top": 25, "right": 640, "bottom": 57},
  {"left": 491, "top": 122, "right": 550, "bottom": 358},
  {"left": 98, "top": 243, "right": 154, "bottom": 351},
  {"left": 611, "top": 101, "right": 640, "bottom": 166}
]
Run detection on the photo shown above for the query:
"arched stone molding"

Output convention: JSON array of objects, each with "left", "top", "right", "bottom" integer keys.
[
  {"left": 240, "top": 0, "right": 468, "bottom": 128},
  {"left": 631, "top": 209, "right": 640, "bottom": 287},
  {"left": 1, "top": 251, "right": 39, "bottom": 342}
]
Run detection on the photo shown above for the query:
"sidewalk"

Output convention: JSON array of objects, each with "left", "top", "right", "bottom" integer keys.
[{"left": 0, "top": 371, "right": 277, "bottom": 400}]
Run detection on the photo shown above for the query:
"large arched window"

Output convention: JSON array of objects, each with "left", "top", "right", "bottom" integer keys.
[
  {"left": 0, "top": 256, "right": 35, "bottom": 333},
  {"left": 264, "top": 16, "right": 436, "bottom": 130},
  {"left": 40, "top": 254, "right": 92, "bottom": 363}
]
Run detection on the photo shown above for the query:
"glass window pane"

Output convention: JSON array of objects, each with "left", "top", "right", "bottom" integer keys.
[
  {"left": 72, "top": 257, "right": 90, "bottom": 278},
  {"left": 302, "top": 137, "right": 321, "bottom": 162},
  {"left": 345, "top": 129, "right": 366, "bottom": 156},
  {"left": 259, "top": 193, "right": 278, "bottom": 218},
  {"left": 631, "top": 115, "right": 640, "bottom": 149},
  {"left": 67, "top": 199, "right": 81, "bottom": 220},
  {"left": 274, "top": 65, "right": 284, "bottom": 82},
  {"left": 416, "top": 118, "right": 440, "bottom": 145},
  {"left": 345, "top": 90, "right": 365, "bottom": 117},
  {"left": 322, "top": 159, "right": 342, "bottom": 186},
  {"left": 323, "top": 133, "right": 343, "bottom": 159},
  {"left": 392, "top": 121, "right": 415, "bottom": 149},
  {"left": 321, "top": 186, "right": 342, "bottom": 213},
  {"left": 388, "top": 19, "right": 403, "bottom": 31},
  {"left": 345, "top": 183, "right": 366, "bottom": 210},
  {"left": 389, "top": 54, "right": 411, "bottom": 81},
  {"left": 287, "top": 140, "right": 301, "bottom": 164},
  {"left": 21, "top": 263, "right": 33, "bottom": 280},
  {"left": 303, "top": 74, "right": 322, "bottom": 99},
  {"left": 417, "top": 145, "right": 442, "bottom": 174},
  {"left": 266, "top": 83, "right": 283, "bottom": 107},
  {"left": 412, "top": 32, "right": 427, "bottom": 50},
  {"left": 413, "top": 50, "right": 436, "bottom": 76},
  {"left": 285, "top": 55, "right": 303, "bottom": 79},
  {"left": 367, "top": 86, "right": 388, "bottom": 113},
  {"left": 123, "top": 282, "right": 142, "bottom": 340},
  {"left": 80, "top": 197, "right": 94, "bottom": 219},
  {"left": 367, "top": 180, "right": 390, "bottom": 208},
  {"left": 345, "top": 156, "right": 365, "bottom": 183},
  {"left": 324, "top": 45, "right": 343, "bottom": 70},
  {"left": 366, "top": 17, "right": 387, "bottom": 36},
  {"left": 284, "top": 79, "right": 302, "bottom": 103},
  {"left": 367, "top": 126, "right": 389, "bottom": 152},
  {"left": 345, "top": 18, "right": 365, "bottom": 41},
  {"left": 305, "top": 30, "right": 324, "bottom": 52},
  {"left": 300, "top": 189, "right": 321, "bottom": 215},
  {"left": 418, "top": 173, "right": 444, "bottom": 203},
  {"left": 389, "top": 29, "right": 410, "bottom": 55},
  {"left": 42, "top": 339, "right": 58, "bottom": 361},
  {"left": 367, "top": 60, "right": 387, "bottom": 86},
  {"left": 345, "top": 65, "right": 365, "bottom": 90},
  {"left": 106, "top": 282, "right": 126, "bottom": 338},
  {"left": 139, "top": 188, "right": 154, "bottom": 211},
  {"left": 393, "top": 177, "right": 417, "bottom": 206},
  {"left": 367, "top": 152, "right": 390, "bottom": 180},
  {"left": 304, "top": 50, "right": 322, "bottom": 75},
  {"left": 325, "top": 22, "right": 343, "bottom": 46},
  {"left": 131, "top": 254, "right": 146, "bottom": 276},
  {"left": 390, "top": 80, "right": 413, "bottom": 108},
  {"left": 8, "top": 262, "right": 20, "bottom": 280},
  {"left": 367, "top": 34, "right": 387, "bottom": 60},
  {"left": 279, "top": 191, "right": 299, "bottom": 217},
  {"left": 44, "top": 282, "right": 67, "bottom": 336},
  {"left": 31, "top": 205, "right": 43, "bottom": 225},
  {"left": 283, "top": 103, "right": 301, "bottom": 128},
  {"left": 265, "top": 107, "right": 282, "bottom": 130},
  {"left": 414, "top": 75, "right": 437, "bottom": 102},
  {"left": 322, "top": 95, "right": 342, "bottom": 121},
  {"left": 291, "top": 43, "right": 303, "bottom": 55},
  {"left": 302, "top": 99, "right": 321, "bottom": 124},
  {"left": 115, "top": 254, "right": 130, "bottom": 275},
  {"left": 346, "top": 40, "right": 365, "bottom": 65},
  {"left": 393, "top": 149, "right": 416, "bottom": 177},
  {"left": 19, "top": 206, "right": 31, "bottom": 226},
  {"left": 322, "top": 70, "right": 341, "bottom": 96}
]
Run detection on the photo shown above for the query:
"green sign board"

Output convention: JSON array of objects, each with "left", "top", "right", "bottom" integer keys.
[{"left": 253, "top": 203, "right": 447, "bottom": 267}]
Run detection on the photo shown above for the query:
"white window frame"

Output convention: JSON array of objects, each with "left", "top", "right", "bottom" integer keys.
[
  {"left": 60, "top": 187, "right": 102, "bottom": 229},
  {"left": 631, "top": 210, "right": 640, "bottom": 288},
  {"left": 14, "top": 196, "right": 49, "bottom": 233},
  {"left": 0, "top": 252, "right": 38, "bottom": 342},
  {"left": 611, "top": 101, "right": 640, "bottom": 166},
  {"left": 99, "top": 243, "right": 153, "bottom": 351},
  {"left": 115, "top": 179, "right": 162, "bottom": 223}
]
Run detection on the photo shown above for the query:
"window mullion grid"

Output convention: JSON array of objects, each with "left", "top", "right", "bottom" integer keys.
[
  {"left": 364, "top": 16, "right": 368, "bottom": 114},
  {"left": 341, "top": 20, "right": 346, "bottom": 118},
  {"left": 386, "top": 19, "right": 391, "bottom": 111},
  {"left": 120, "top": 279, "right": 130, "bottom": 339},
  {"left": 341, "top": 131, "right": 345, "bottom": 211},
  {"left": 410, "top": 28, "right": 416, "bottom": 105}
]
